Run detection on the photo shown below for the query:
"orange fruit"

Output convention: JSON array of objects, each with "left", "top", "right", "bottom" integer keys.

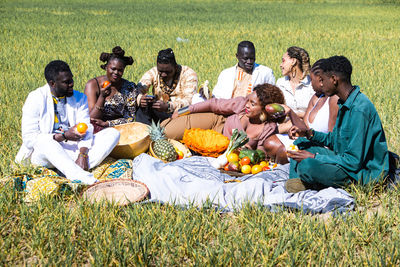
[
  {"left": 251, "top": 165, "right": 262, "bottom": 174},
  {"left": 224, "top": 163, "right": 230, "bottom": 171},
  {"left": 259, "top": 161, "right": 268, "bottom": 168},
  {"left": 241, "top": 164, "right": 252, "bottom": 174},
  {"left": 227, "top": 153, "right": 239, "bottom": 163},
  {"left": 76, "top": 122, "right": 88, "bottom": 134},
  {"left": 176, "top": 150, "right": 184, "bottom": 160},
  {"left": 262, "top": 166, "right": 270, "bottom": 171},
  {"left": 240, "top": 156, "right": 251, "bottom": 166},
  {"left": 102, "top": 80, "right": 111, "bottom": 88}
]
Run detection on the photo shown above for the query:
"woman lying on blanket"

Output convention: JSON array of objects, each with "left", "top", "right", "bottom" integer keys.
[
  {"left": 85, "top": 46, "right": 138, "bottom": 133},
  {"left": 161, "top": 83, "right": 288, "bottom": 163}
]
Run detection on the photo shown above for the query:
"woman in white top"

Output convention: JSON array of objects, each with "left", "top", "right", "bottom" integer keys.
[
  {"left": 287, "top": 59, "right": 339, "bottom": 136},
  {"left": 276, "top": 46, "right": 315, "bottom": 133},
  {"left": 303, "top": 59, "right": 339, "bottom": 133},
  {"left": 277, "top": 59, "right": 339, "bottom": 148}
]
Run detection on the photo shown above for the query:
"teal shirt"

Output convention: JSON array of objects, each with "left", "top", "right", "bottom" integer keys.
[{"left": 309, "top": 86, "right": 389, "bottom": 185}]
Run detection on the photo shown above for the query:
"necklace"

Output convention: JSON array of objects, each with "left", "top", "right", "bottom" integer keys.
[{"left": 159, "top": 65, "right": 182, "bottom": 96}]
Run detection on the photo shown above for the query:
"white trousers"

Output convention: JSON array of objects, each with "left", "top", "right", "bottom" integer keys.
[{"left": 30, "top": 128, "right": 120, "bottom": 185}]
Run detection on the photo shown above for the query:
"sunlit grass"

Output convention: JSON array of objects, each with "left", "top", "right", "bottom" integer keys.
[{"left": 1, "top": 0, "right": 400, "bottom": 265}]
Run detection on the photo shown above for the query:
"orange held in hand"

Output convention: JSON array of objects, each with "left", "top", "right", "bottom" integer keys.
[
  {"left": 76, "top": 122, "right": 88, "bottom": 134},
  {"left": 102, "top": 80, "right": 111, "bottom": 88}
]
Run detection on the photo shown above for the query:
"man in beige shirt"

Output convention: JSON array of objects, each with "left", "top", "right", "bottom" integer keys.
[
  {"left": 212, "top": 41, "right": 276, "bottom": 99},
  {"left": 136, "top": 48, "right": 198, "bottom": 124}
]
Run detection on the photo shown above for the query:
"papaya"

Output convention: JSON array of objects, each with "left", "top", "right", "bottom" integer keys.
[{"left": 265, "top": 103, "right": 284, "bottom": 114}]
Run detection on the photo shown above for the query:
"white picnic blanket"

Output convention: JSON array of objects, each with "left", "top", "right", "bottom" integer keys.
[{"left": 132, "top": 154, "right": 354, "bottom": 213}]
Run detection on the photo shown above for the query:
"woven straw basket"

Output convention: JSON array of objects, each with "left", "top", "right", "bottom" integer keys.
[{"left": 83, "top": 179, "right": 149, "bottom": 206}]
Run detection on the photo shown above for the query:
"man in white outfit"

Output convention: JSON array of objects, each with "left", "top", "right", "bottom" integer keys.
[
  {"left": 212, "top": 41, "right": 275, "bottom": 99},
  {"left": 15, "top": 60, "right": 120, "bottom": 185}
]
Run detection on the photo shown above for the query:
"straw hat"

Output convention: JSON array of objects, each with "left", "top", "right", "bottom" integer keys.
[
  {"left": 83, "top": 179, "right": 149, "bottom": 206},
  {"left": 110, "top": 122, "right": 151, "bottom": 159}
]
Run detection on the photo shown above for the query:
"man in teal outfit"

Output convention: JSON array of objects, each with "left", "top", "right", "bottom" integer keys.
[{"left": 286, "top": 56, "right": 389, "bottom": 193}]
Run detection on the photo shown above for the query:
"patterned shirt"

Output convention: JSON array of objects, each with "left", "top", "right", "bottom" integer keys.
[
  {"left": 137, "top": 65, "right": 198, "bottom": 112},
  {"left": 102, "top": 80, "right": 138, "bottom": 127},
  {"left": 232, "top": 65, "right": 253, "bottom": 98},
  {"left": 52, "top": 95, "right": 69, "bottom": 132}
]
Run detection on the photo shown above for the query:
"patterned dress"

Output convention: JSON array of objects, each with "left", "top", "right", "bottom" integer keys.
[{"left": 99, "top": 79, "right": 138, "bottom": 126}]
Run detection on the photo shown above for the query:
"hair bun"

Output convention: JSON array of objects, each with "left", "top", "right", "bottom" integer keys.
[
  {"left": 112, "top": 46, "right": 125, "bottom": 57},
  {"left": 125, "top": 56, "right": 134, "bottom": 66},
  {"left": 99, "top": 52, "right": 110, "bottom": 62},
  {"left": 99, "top": 46, "right": 133, "bottom": 69}
]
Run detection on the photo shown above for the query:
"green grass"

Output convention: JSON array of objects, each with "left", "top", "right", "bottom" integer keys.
[{"left": 1, "top": 0, "right": 400, "bottom": 265}]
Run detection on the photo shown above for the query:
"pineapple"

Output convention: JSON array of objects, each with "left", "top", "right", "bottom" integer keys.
[{"left": 148, "top": 121, "right": 177, "bottom": 162}]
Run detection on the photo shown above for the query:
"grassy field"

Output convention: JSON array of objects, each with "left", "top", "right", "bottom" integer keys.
[{"left": 1, "top": 0, "right": 400, "bottom": 265}]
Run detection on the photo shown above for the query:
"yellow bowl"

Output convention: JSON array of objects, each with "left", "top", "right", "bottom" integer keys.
[{"left": 110, "top": 122, "right": 150, "bottom": 159}]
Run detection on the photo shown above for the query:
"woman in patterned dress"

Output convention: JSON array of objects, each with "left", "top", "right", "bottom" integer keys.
[{"left": 85, "top": 46, "right": 138, "bottom": 132}]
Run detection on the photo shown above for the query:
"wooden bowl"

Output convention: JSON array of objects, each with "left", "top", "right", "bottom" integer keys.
[
  {"left": 110, "top": 122, "right": 150, "bottom": 159},
  {"left": 148, "top": 139, "right": 192, "bottom": 162}
]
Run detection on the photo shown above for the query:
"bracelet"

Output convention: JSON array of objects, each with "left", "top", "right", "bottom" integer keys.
[
  {"left": 177, "top": 106, "right": 190, "bottom": 117},
  {"left": 79, "top": 153, "right": 88, "bottom": 158},
  {"left": 62, "top": 132, "right": 67, "bottom": 141},
  {"left": 95, "top": 105, "right": 104, "bottom": 111}
]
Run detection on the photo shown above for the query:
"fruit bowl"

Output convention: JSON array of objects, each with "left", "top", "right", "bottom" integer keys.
[
  {"left": 148, "top": 139, "right": 192, "bottom": 162},
  {"left": 110, "top": 122, "right": 151, "bottom": 159}
]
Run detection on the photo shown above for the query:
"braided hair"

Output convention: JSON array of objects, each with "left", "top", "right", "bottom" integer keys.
[
  {"left": 100, "top": 46, "right": 134, "bottom": 70},
  {"left": 311, "top": 58, "right": 326, "bottom": 73},
  {"left": 157, "top": 48, "right": 177, "bottom": 65},
  {"left": 320, "top": 56, "right": 352, "bottom": 83},
  {"left": 287, "top": 46, "right": 311, "bottom": 79}
]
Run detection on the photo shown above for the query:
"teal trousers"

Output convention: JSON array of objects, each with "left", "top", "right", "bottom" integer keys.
[{"left": 289, "top": 139, "right": 352, "bottom": 188}]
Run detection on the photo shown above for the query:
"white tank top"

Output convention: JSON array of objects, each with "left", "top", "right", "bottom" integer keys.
[{"left": 308, "top": 96, "right": 330, "bottom": 133}]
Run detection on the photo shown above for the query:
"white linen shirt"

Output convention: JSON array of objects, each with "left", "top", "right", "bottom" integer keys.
[
  {"left": 212, "top": 63, "right": 275, "bottom": 99},
  {"left": 276, "top": 75, "right": 315, "bottom": 114}
]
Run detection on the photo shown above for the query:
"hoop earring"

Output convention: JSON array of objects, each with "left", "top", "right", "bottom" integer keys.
[
  {"left": 291, "top": 68, "right": 297, "bottom": 79},
  {"left": 259, "top": 112, "right": 267, "bottom": 122}
]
